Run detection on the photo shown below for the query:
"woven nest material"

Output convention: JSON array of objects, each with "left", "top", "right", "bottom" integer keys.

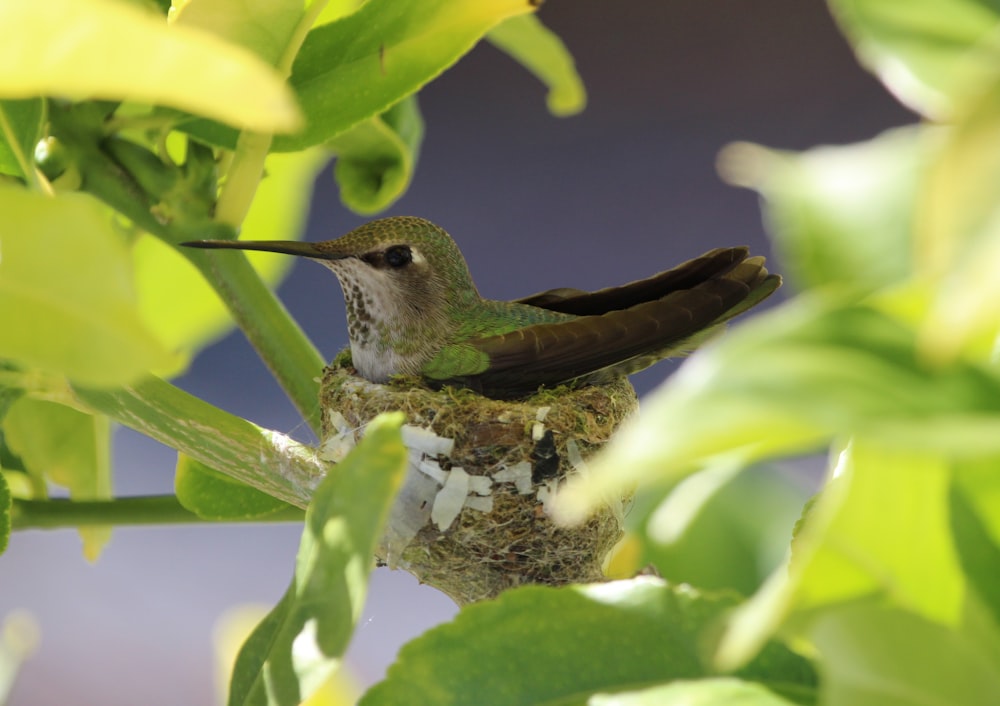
[{"left": 319, "top": 357, "right": 639, "bottom": 605}]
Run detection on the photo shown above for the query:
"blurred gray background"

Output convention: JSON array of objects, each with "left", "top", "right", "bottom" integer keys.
[{"left": 1, "top": 1, "right": 911, "bottom": 703}]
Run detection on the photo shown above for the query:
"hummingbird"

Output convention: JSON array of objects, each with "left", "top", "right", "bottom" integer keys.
[{"left": 183, "top": 216, "right": 780, "bottom": 398}]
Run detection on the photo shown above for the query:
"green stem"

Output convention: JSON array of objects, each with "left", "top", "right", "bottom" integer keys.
[
  {"left": 50, "top": 105, "right": 326, "bottom": 434},
  {"left": 185, "top": 249, "right": 326, "bottom": 433},
  {"left": 213, "top": 0, "right": 329, "bottom": 227},
  {"left": 215, "top": 130, "right": 272, "bottom": 229},
  {"left": 73, "top": 376, "right": 324, "bottom": 509},
  {"left": 11, "top": 496, "right": 305, "bottom": 530},
  {"left": 204, "top": 1, "right": 333, "bottom": 431}
]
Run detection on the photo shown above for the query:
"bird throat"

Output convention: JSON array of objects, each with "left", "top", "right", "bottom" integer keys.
[{"left": 327, "top": 262, "right": 434, "bottom": 382}]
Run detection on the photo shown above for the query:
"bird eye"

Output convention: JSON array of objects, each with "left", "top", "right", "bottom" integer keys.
[{"left": 384, "top": 245, "right": 413, "bottom": 268}]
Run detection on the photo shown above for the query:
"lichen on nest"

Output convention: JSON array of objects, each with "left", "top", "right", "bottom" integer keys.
[{"left": 319, "top": 354, "right": 639, "bottom": 605}]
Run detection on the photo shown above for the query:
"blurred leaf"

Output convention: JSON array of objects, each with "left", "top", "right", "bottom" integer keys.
[
  {"left": 950, "top": 460, "right": 1000, "bottom": 624},
  {"left": 0, "top": 377, "right": 22, "bottom": 420},
  {"left": 487, "top": 14, "right": 586, "bottom": 116},
  {"left": 327, "top": 97, "right": 424, "bottom": 214},
  {"left": 0, "top": 99, "right": 43, "bottom": 179},
  {"left": 717, "top": 439, "right": 964, "bottom": 670},
  {"left": 175, "top": 454, "right": 291, "bottom": 521},
  {"left": 361, "top": 578, "right": 817, "bottom": 706},
  {"left": 555, "top": 298, "right": 1000, "bottom": 523},
  {"left": 589, "top": 678, "right": 800, "bottom": 706},
  {"left": 0, "top": 471, "right": 9, "bottom": 556},
  {"left": 215, "top": 605, "right": 361, "bottom": 706},
  {"left": 810, "top": 602, "right": 1000, "bottom": 706},
  {"left": 0, "top": 0, "right": 300, "bottom": 132},
  {"left": 917, "top": 75, "right": 1000, "bottom": 361},
  {"left": 634, "top": 463, "right": 810, "bottom": 595},
  {"left": 718, "top": 128, "right": 927, "bottom": 295},
  {"left": 169, "top": 0, "right": 303, "bottom": 66},
  {"left": 953, "top": 457, "right": 1000, "bottom": 548},
  {"left": 3, "top": 398, "right": 112, "bottom": 560},
  {"left": 828, "top": 0, "right": 1000, "bottom": 118},
  {"left": 133, "top": 148, "right": 328, "bottom": 364},
  {"left": 0, "top": 611, "right": 40, "bottom": 703},
  {"left": 0, "top": 370, "right": 32, "bottom": 497},
  {"left": 0, "top": 188, "right": 178, "bottom": 386},
  {"left": 185, "top": 0, "right": 538, "bottom": 150},
  {"left": 228, "top": 413, "right": 406, "bottom": 706}
]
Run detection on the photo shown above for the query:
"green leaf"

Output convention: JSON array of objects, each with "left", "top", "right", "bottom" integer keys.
[
  {"left": 0, "top": 98, "right": 43, "bottom": 179},
  {"left": 312, "top": 0, "right": 365, "bottom": 27},
  {"left": 132, "top": 147, "right": 328, "bottom": 363},
  {"left": 361, "top": 578, "right": 817, "bottom": 706},
  {"left": 828, "top": 0, "right": 1000, "bottom": 118},
  {"left": 717, "top": 439, "right": 965, "bottom": 670},
  {"left": 0, "top": 0, "right": 300, "bottom": 132},
  {"left": 175, "top": 454, "right": 290, "bottom": 521},
  {"left": 555, "top": 299, "right": 1000, "bottom": 523},
  {"left": 718, "top": 127, "right": 926, "bottom": 295},
  {"left": 0, "top": 470, "right": 10, "bottom": 556},
  {"left": 589, "top": 678, "right": 800, "bottom": 706},
  {"left": 487, "top": 14, "right": 586, "bottom": 117},
  {"left": 327, "top": 97, "right": 424, "bottom": 214},
  {"left": 168, "top": 0, "right": 304, "bottom": 67},
  {"left": 73, "top": 376, "right": 322, "bottom": 510},
  {"left": 227, "top": 413, "right": 407, "bottom": 706},
  {"left": 185, "top": 0, "right": 538, "bottom": 150},
  {"left": 281, "top": 0, "right": 536, "bottom": 150},
  {"left": 810, "top": 602, "right": 1000, "bottom": 706},
  {"left": 3, "top": 398, "right": 112, "bottom": 560},
  {"left": 0, "top": 188, "right": 178, "bottom": 386},
  {"left": 950, "top": 460, "right": 1000, "bottom": 625}
]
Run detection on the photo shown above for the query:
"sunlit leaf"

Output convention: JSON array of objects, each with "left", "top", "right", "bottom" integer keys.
[
  {"left": 228, "top": 413, "right": 406, "bottom": 706},
  {"left": 828, "top": 0, "right": 1000, "bottom": 118},
  {"left": 175, "top": 454, "right": 291, "bottom": 521},
  {"left": 917, "top": 76, "right": 1000, "bottom": 361},
  {"left": 0, "top": 0, "right": 300, "bottom": 132},
  {"left": 361, "top": 578, "right": 816, "bottom": 706},
  {"left": 3, "top": 398, "right": 112, "bottom": 560},
  {"left": 327, "top": 97, "right": 423, "bottom": 214},
  {"left": 0, "top": 99, "right": 43, "bottom": 179},
  {"left": 487, "top": 14, "right": 586, "bottom": 117},
  {"left": 0, "top": 189, "right": 178, "bottom": 386},
  {"left": 311, "top": 0, "right": 364, "bottom": 28}
]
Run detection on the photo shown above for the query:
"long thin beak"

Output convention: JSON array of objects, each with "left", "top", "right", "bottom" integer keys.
[{"left": 180, "top": 239, "right": 348, "bottom": 260}]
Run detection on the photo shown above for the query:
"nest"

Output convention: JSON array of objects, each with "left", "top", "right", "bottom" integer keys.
[{"left": 318, "top": 355, "right": 639, "bottom": 605}]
